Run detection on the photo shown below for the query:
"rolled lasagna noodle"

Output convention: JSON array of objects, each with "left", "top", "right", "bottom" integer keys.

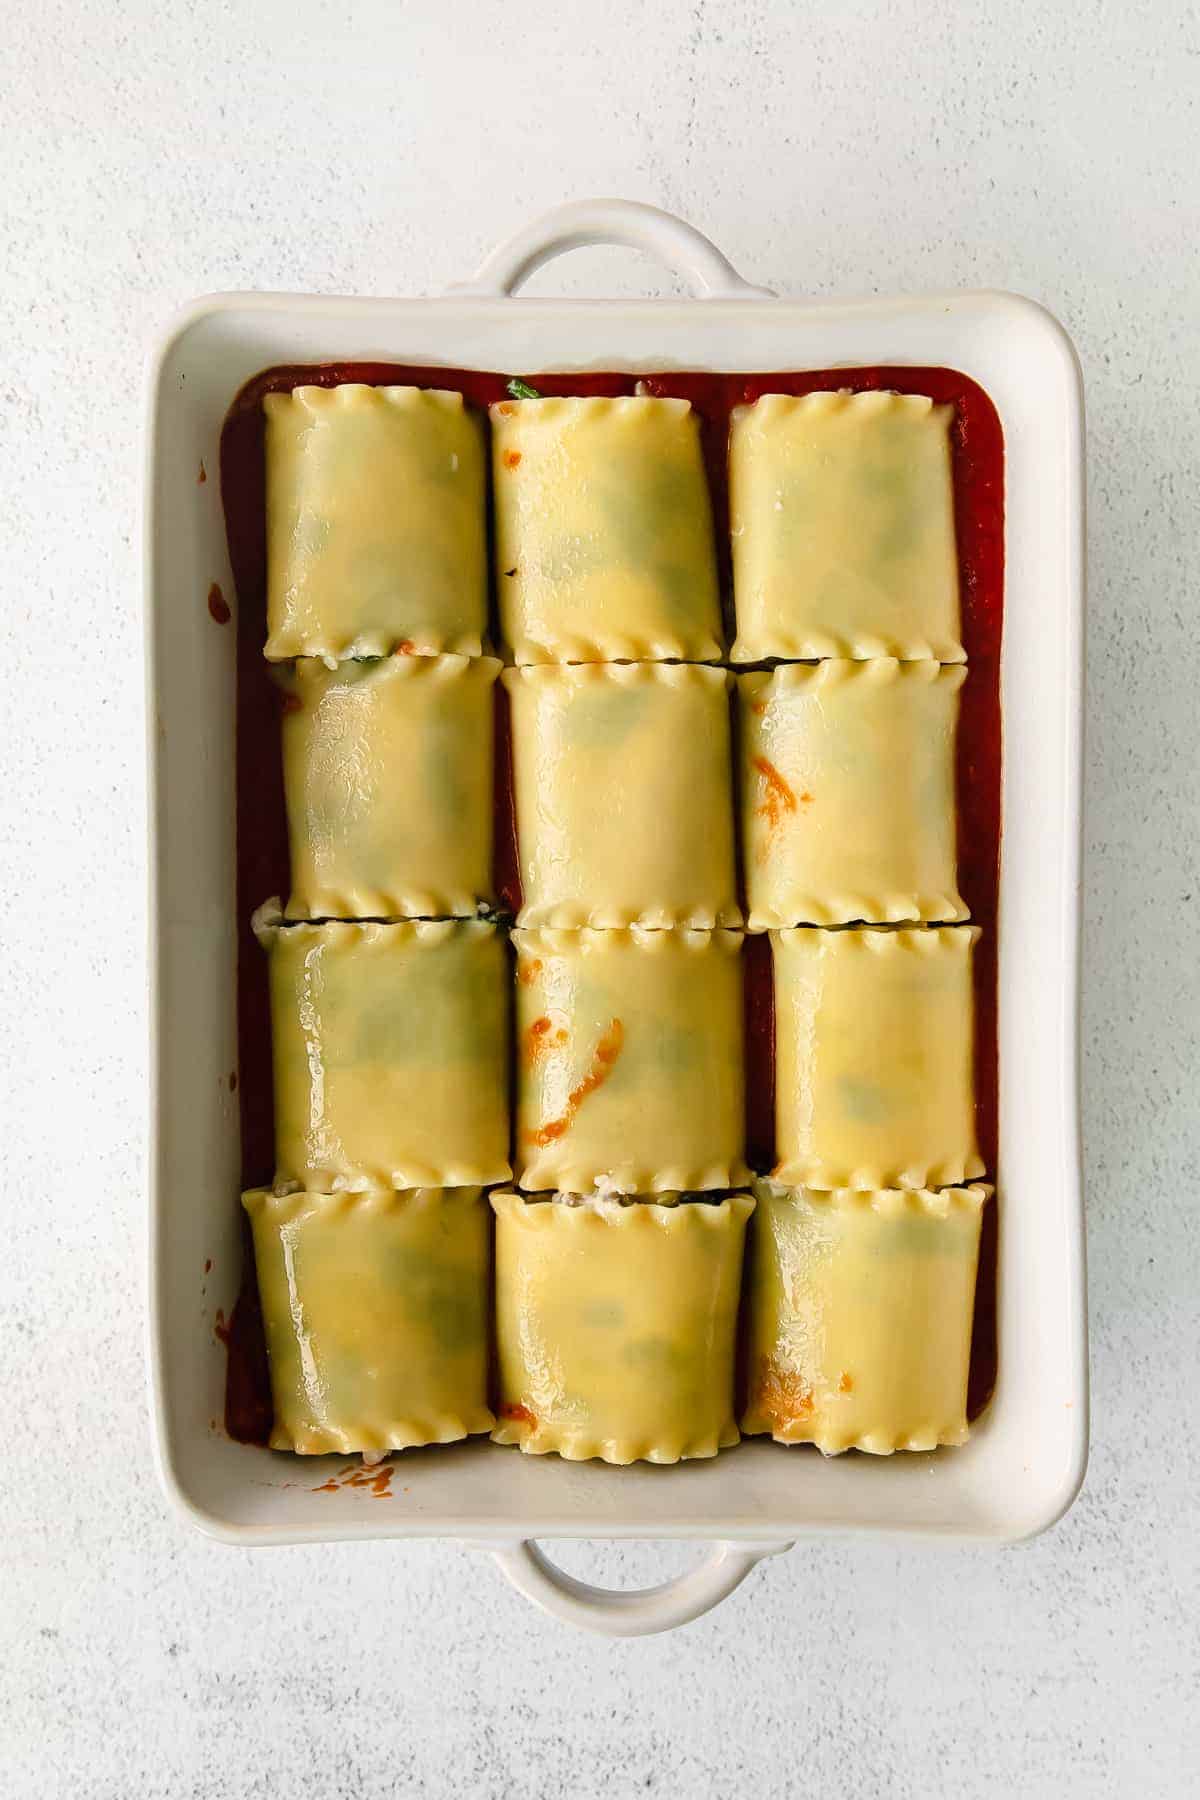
[
  {"left": 738, "top": 660, "right": 967, "bottom": 928},
  {"left": 264, "top": 384, "right": 487, "bottom": 661},
  {"left": 513, "top": 926, "right": 747, "bottom": 1193},
  {"left": 504, "top": 661, "right": 740, "bottom": 928},
  {"left": 742, "top": 1180, "right": 988, "bottom": 1453},
  {"left": 281, "top": 653, "right": 500, "bottom": 920},
  {"left": 491, "top": 1191, "right": 753, "bottom": 1463},
  {"left": 772, "top": 925, "right": 983, "bottom": 1189},
  {"left": 244, "top": 1187, "right": 494, "bottom": 1455},
  {"left": 730, "top": 390, "right": 963, "bottom": 662},
  {"left": 260, "top": 915, "right": 511, "bottom": 1189},
  {"left": 490, "top": 395, "right": 722, "bottom": 663}
]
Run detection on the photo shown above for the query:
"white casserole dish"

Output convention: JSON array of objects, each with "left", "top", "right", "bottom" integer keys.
[{"left": 145, "top": 199, "right": 1088, "bottom": 1637}]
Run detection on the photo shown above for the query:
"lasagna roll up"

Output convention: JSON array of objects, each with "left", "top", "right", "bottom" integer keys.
[
  {"left": 245, "top": 1187, "right": 494, "bottom": 1456},
  {"left": 491, "top": 394, "right": 723, "bottom": 663},
  {"left": 258, "top": 914, "right": 511, "bottom": 1191},
  {"left": 742, "top": 1180, "right": 989, "bottom": 1453},
  {"left": 513, "top": 925, "right": 747, "bottom": 1194},
  {"left": 504, "top": 661, "right": 740, "bottom": 928},
  {"left": 738, "top": 660, "right": 967, "bottom": 928},
  {"left": 265, "top": 384, "right": 488, "bottom": 662},
  {"left": 730, "top": 390, "right": 963, "bottom": 663},
  {"left": 771, "top": 925, "right": 983, "bottom": 1191},
  {"left": 492, "top": 1192, "right": 753, "bottom": 1464},
  {"left": 280, "top": 652, "right": 500, "bottom": 921}
]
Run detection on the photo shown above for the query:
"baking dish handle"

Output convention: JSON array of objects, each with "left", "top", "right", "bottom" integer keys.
[
  {"left": 485, "top": 1537, "right": 793, "bottom": 1637},
  {"left": 448, "top": 198, "right": 775, "bottom": 300}
]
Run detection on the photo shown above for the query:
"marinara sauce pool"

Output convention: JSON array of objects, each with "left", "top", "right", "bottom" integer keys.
[{"left": 220, "top": 362, "right": 1003, "bottom": 1443}]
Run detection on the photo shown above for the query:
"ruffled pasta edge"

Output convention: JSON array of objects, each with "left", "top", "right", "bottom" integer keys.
[
  {"left": 503, "top": 660, "right": 731, "bottom": 695},
  {"left": 264, "top": 627, "right": 487, "bottom": 666},
  {"left": 738, "top": 1416, "right": 970, "bottom": 1455},
  {"left": 506, "top": 635, "right": 725, "bottom": 667},
  {"left": 737, "top": 658, "right": 967, "bottom": 697},
  {"left": 513, "top": 1157, "right": 752, "bottom": 1197},
  {"left": 513, "top": 922, "right": 743, "bottom": 958},
  {"left": 731, "top": 388, "right": 951, "bottom": 425},
  {"left": 287, "top": 651, "right": 501, "bottom": 692},
  {"left": 489, "top": 1418, "right": 740, "bottom": 1465},
  {"left": 751, "top": 1179, "right": 992, "bottom": 1216},
  {"left": 491, "top": 1189, "right": 754, "bottom": 1229},
  {"left": 770, "top": 922, "right": 980, "bottom": 957},
  {"left": 270, "top": 1406, "right": 495, "bottom": 1456},
  {"left": 253, "top": 904, "right": 503, "bottom": 952},
  {"left": 489, "top": 393, "right": 694, "bottom": 426},
  {"left": 284, "top": 888, "right": 493, "bottom": 924},
  {"left": 243, "top": 1185, "right": 488, "bottom": 1222},
  {"left": 517, "top": 899, "right": 743, "bottom": 931},
  {"left": 265, "top": 382, "right": 471, "bottom": 418},
  {"left": 269, "top": 1157, "right": 513, "bottom": 1193},
  {"left": 769, "top": 1154, "right": 988, "bottom": 1193},
  {"left": 731, "top": 632, "right": 965, "bottom": 665},
  {"left": 747, "top": 893, "right": 969, "bottom": 930}
]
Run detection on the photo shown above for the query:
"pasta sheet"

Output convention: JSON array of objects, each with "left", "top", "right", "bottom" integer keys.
[
  {"left": 730, "top": 390, "right": 963, "bottom": 662},
  {"left": 282, "top": 653, "right": 499, "bottom": 920},
  {"left": 491, "top": 1191, "right": 753, "bottom": 1463},
  {"left": 244, "top": 1186, "right": 494, "bottom": 1455},
  {"left": 265, "top": 384, "right": 487, "bottom": 662},
  {"left": 738, "top": 659, "right": 966, "bottom": 928},
  {"left": 742, "top": 1180, "right": 988, "bottom": 1453},
  {"left": 772, "top": 925, "right": 983, "bottom": 1189},
  {"left": 260, "top": 915, "right": 511, "bottom": 1190},
  {"left": 491, "top": 395, "right": 722, "bottom": 663},
  {"left": 505, "top": 661, "right": 739, "bottom": 927},
  {"left": 513, "top": 926, "right": 747, "bottom": 1193}
]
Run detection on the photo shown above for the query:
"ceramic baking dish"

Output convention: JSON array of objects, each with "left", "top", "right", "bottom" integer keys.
[{"left": 145, "top": 199, "right": 1088, "bottom": 1636}]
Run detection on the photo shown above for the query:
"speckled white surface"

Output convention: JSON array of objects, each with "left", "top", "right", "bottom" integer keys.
[{"left": 4, "top": 1, "right": 1199, "bottom": 1793}]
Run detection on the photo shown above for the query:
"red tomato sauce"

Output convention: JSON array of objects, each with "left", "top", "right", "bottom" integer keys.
[{"left": 219, "top": 361, "right": 1003, "bottom": 1442}]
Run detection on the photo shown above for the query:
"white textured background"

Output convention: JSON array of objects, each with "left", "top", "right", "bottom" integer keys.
[{"left": 4, "top": 2, "right": 1199, "bottom": 1794}]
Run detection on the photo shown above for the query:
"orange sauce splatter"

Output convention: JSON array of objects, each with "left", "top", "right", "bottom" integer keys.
[
  {"left": 752, "top": 756, "right": 798, "bottom": 829},
  {"left": 214, "top": 1308, "right": 231, "bottom": 1347},
  {"left": 750, "top": 698, "right": 767, "bottom": 715},
  {"left": 197, "top": 461, "right": 207, "bottom": 485},
  {"left": 281, "top": 691, "right": 303, "bottom": 714},
  {"left": 502, "top": 449, "right": 522, "bottom": 470},
  {"left": 204, "top": 1258, "right": 212, "bottom": 1274},
  {"left": 207, "top": 582, "right": 231, "bottom": 625},
  {"left": 526, "top": 1018, "right": 624, "bottom": 1146},
  {"left": 495, "top": 401, "right": 515, "bottom": 417},
  {"left": 752, "top": 1357, "right": 814, "bottom": 1430},
  {"left": 312, "top": 1460, "right": 395, "bottom": 1498},
  {"left": 517, "top": 958, "right": 543, "bottom": 986},
  {"left": 839, "top": 1371, "right": 854, "bottom": 1393},
  {"left": 501, "top": 1402, "right": 536, "bottom": 1427},
  {"left": 396, "top": 639, "right": 416, "bottom": 654},
  {"left": 348, "top": 1467, "right": 394, "bottom": 1498},
  {"left": 523, "top": 1015, "right": 567, "bottom": 1065}
]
